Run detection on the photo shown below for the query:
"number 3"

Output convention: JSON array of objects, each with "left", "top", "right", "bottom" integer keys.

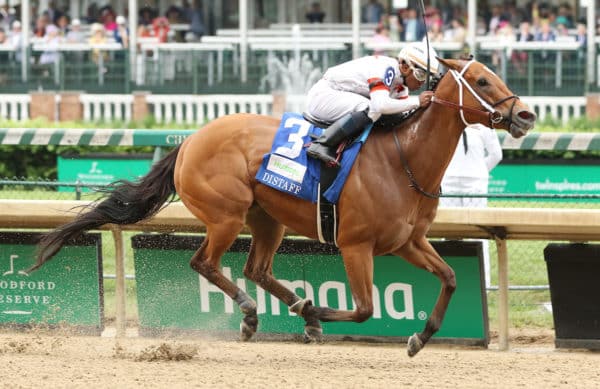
[
  {"left": 274, "top": 117, "right": 311, "bottom": 159},
  {"left": 384, "top": 67, "right": 395, "bottom": 87}
]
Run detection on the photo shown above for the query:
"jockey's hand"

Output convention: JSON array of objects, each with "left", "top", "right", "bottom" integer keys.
[{"left": 418, "top": 91, "right": 434, "bottom": 108}]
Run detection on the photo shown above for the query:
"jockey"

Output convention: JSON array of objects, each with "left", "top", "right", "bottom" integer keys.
[{"left": 306, "top": 41, "right": 440, "bottom": 166}]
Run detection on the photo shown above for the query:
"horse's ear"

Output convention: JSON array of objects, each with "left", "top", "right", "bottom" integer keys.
[{"left": 437, "top": 57, "right": 459, "bottom": 71}]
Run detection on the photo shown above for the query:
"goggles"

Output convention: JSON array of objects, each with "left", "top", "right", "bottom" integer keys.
[{"left": 411, "top": 65, "right": 428, "bottom": 82}]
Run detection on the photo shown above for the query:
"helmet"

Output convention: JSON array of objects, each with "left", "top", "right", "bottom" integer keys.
[{"left": 397, "top": 41, "right": 440, "bottom": 75}]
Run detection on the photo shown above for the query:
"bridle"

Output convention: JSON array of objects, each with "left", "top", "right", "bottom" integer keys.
[
  {"left": 392, "top": 59, "right": 520, "bottom": 200},
  {"left": 431, "top": 59, "right": 519, "bottom": 129}
]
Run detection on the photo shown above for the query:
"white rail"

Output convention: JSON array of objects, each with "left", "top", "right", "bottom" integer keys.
[
  {"left": 522, "top": 96, "right": 586, "bottom": 125},
  {"left": 146, "top": 94, "right": 272, "bottom": 124},
  {"left": 79, "top": 94, "right": 133, "bottom": 122},
  {"left": 0, "top": 94, "right": 587, "bottom": 125},
  {"left": 0, "top": 94, "right": 30, "bottom": 121}
]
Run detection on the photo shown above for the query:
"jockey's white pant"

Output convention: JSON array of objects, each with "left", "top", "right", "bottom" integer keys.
[{"left": 306, "top": 79, "right": 381, "bottom": 123}]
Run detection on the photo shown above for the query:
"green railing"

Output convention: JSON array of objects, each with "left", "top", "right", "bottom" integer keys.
[{"left": 0, "top": 44, "right": 591, "bottom": 96}]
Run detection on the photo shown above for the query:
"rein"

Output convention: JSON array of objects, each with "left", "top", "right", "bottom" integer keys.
[
  {"left": 391, "top": 59, "right": 520, "bottom": 200},
  {"left": 432, "top": 60, "right": 519, "bottom": 129},
  {"left": 392, "top": 126, "right": 441, "bottom": 199}
]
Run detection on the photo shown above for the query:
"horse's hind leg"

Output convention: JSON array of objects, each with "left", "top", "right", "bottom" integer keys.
[
  {"left": 189, "top": 219, "right": 259, "bottom": 340},
  {"left": 243, "top": 206, "right": 321, "bottom": 341},
  {"left": 394, "top": 236, "right": 456, "bottom": 357}
]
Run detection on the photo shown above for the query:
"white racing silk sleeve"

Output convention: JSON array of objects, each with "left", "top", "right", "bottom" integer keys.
[{"left": 369, "top": 89, "right": 419, "bottom": 115}]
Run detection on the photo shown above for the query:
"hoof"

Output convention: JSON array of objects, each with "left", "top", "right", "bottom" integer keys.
[
  {"left": 303, "top": 325, "right": 323, "bottom": 343},
  {"left": 240, "top": 315, "right": 258, "bottom": 341},
  {"left": 407, "top": 333, "right": 423, "bottom": 357}
]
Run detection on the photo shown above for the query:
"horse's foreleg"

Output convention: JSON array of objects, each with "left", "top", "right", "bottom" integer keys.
[
  {"left": 394, "top": 237, "right": 456, "bottom": 357},
  {"left": 189, "top": 220, "right": 258, "bottom": 340},
  {"left": 289, "top": 244, "right": 375, "bottom": 341}
]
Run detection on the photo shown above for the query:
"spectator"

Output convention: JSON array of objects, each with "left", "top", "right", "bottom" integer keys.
[
  {"left": 439, "top": 0, "right": 453, "bottom": 27},
  {"left": 153, "top": 16, "right": 170, "bottom": 43},
  {"left": 102, "top": 8, "right": 117, "bottom": 32},
  {"left": 66, "top": 18, "right": 85, "bottom": 43},
  {"left": 85, "top": 3, "right": 99, "bottom": 24},
  {"left": 428, "top": 21, "right": 444, "bottom": 43},
  {"left": 89, "top": 22, "right": 108, "bottom": 67},
  {"left": 306, "top": 2, "right": 325, "bottom": 23},
  {"left": 114, "top": 15, "right": 129, "bottom": 48},
  {"left": 166, "top": 5, "right": 183, "bottom": 25},
  {"left": 512, "top": 20, "right": 534, "bottom": 75},
  {"left": 8, "top": 20, "right": 22, "bottom": 62},
  {"left": 0, "top": 7, "right": 16, "bottom": 31},
  {"left": 491, "top": 21, "right": 515, "bottom": 71},
  {"left": 0, "top": 27, "right": 7, "bottom": 82},
  {"left": 555, "top": 23, "right": 569, "bottom": 39},
  {"left": 361, "top": 0, "right": 384, "bottom": 24},
  {"left": 369, "top": 24, "right": 391, "bottom": 56},
  {"left": 184, "top": 0, "right": 205, "bottom": 42},
  {"left": 555, "top": 4, "right": 574, "bottom": 29},
  {"left": 488, "top": 5, "right": 504, "bottom": 35},
  {"left": 0, "top": 27, "right": 7, "bottom": 45},
  {"left": 440, "top": 124, "right": 503, "bottom": 289},
  {"left": 575, "top": 21, "right": 587, "bottom": 61},
  {"left": 534, "top": 20, "right": 556, "bottom": 62},
  {"left": 403, "top": 8, "right": 426, "bottom": 42},
  {"left": 34, "top": 14, "right": 49, "bottom": 37},
  {"left": 137, "top": 24, "right": 151, "bottom": 40},
  {"left": 427, "top": 8, "right": 443, "bottom": 35},
  {"left": 45, "top": 0, "right": 63, "bottom": 24},
  {"left": 444, "top": 18, "right": 466, "bottom": 45},
  {"left": 39, "top": 24, "right": 62, "bottom": 65},
  {"left": 137, "top": 24, "right": 154, "bottom": 59},
  {"left": 56, "top": 14, "right": 70, "bottom": 37},
  {"left": 139, "top": 7, "right": 155, "bottom": 27}
]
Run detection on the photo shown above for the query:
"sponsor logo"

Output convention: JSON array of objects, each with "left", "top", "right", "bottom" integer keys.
[{"left": 198, "top": 267, "right": 420, "bottom": 321}]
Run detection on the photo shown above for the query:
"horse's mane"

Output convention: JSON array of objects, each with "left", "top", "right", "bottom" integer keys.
[{"left": 373, "top": 108, "right": 423, "bottom": 132}]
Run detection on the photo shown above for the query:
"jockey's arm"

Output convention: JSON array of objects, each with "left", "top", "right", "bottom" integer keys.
[{"left": 369, "top": 88, "right": 419, "bottom": 116}]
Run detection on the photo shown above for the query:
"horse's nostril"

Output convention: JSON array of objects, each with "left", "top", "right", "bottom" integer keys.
[{"left": 517, "top": 110, "right": 536, "bottom": 122}]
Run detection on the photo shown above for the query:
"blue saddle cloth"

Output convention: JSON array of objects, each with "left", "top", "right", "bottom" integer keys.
[{"left": 255, "top": 112, "right": 371, "bottom": 204}]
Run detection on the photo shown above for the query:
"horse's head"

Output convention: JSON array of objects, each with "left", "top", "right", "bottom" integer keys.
[{"left": 433, "top": 58, "right": 536, "bottom": 138}]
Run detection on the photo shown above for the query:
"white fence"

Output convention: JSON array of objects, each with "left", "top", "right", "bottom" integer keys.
[
  {"left": 146, "top": 94, "right": 272, "bottom": 124},
  {"left": 522, "top": 96, "right": 586, "bottom": 125},
  {"left": 0, "top": 94, "right": 31, "bottom": 122},
  {"left": 80, "top": 94, "right": 134, "bottom": 122},
  {"left": 0, "top": 93, "right": 587, "bottom": 125}
]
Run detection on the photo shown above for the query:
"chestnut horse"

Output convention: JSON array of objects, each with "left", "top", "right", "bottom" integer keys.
[{"left": 34, "top": 58, "right": 536, "bottom": 356}]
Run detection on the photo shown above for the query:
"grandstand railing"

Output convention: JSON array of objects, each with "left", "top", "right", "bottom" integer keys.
[{"left": 0, "top": 38, "right": 594, "bottom": 95}]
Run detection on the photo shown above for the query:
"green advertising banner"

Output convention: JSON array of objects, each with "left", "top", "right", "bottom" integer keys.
[
  {"left": 57, "top": 153, "right": 153, "bottom": 192},
  {"left": 133, "top": 235, "right": 488, "bottom": 345},
  {"left": 0, "top": 232, "right": 103, "bottom": 333},
  {"left": 489, "top": 160, "right": 600, "bottom": 201}
]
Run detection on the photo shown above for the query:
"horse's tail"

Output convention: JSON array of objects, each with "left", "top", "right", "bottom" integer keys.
[{"left": 32, "top": 145, "right": 182, "bottom": 271}]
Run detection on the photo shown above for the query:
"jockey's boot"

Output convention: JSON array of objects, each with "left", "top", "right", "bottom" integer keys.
[{"left": 307, "top": 110, "right": 372, "bottom": 166}]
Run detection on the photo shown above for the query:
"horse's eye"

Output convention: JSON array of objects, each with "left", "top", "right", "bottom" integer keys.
[{"left": 477, "top": 78, "right": 488, "bottom": 87}]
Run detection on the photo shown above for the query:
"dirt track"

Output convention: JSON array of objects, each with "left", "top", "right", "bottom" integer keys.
[{"left": 1, "top": 328, "right": 599, "bottom": 388}]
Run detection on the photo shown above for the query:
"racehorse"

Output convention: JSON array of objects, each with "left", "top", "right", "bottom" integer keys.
[{"left": 34, "top": 58, "right": 536, "bottom": 357}]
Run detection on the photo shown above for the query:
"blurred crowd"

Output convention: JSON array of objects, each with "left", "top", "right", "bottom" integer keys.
[
  {"left": 0, "top": 1, "right": 206, "bottom": 68},
  {"left": 0, "top": 0, "right": 593, "bottom": 72},
  {"left": 364, "top": 1, "right": 587, "bottom": 63}
]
